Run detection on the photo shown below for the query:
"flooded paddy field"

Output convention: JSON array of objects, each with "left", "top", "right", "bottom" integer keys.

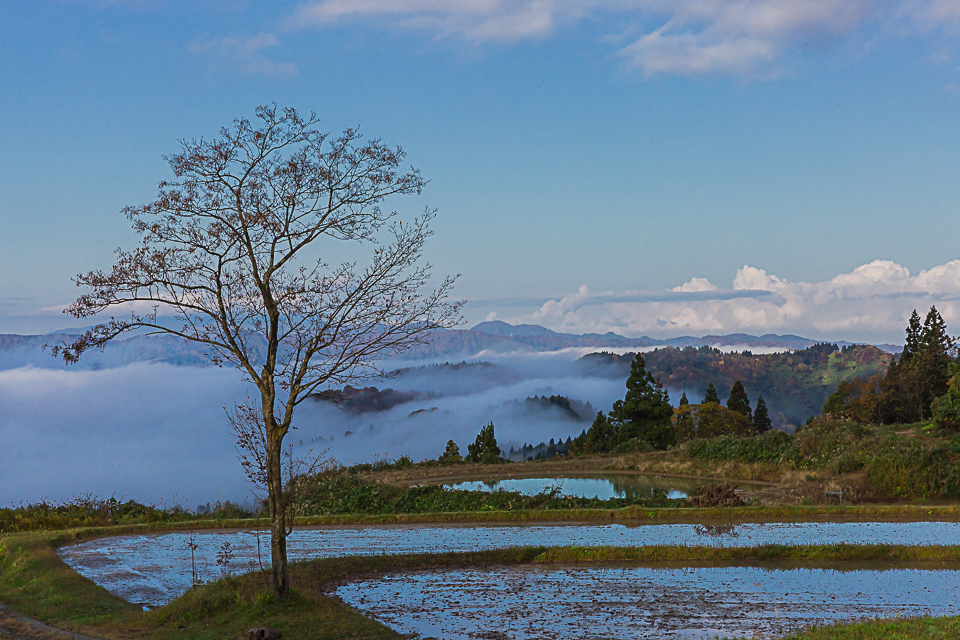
[
  {"left": 440, "top": 474, "right": 728, "bottom": 499},
  {"left": 338, "top": 564, "right": 960, "bottom": 639},
  {"left": 58, "top": 521, "right": 960, "bottom": 608}
]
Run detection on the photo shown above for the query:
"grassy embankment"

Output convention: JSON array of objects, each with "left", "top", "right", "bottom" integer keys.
[
  {"left": 7, "top": 418, "right": 951, "bottom": 536},
  {"left": 4, "top": 523, "right": 960, "bottom": 640},
  {"left": 363, "top": 418, "right": 960, "bottom": 506}
]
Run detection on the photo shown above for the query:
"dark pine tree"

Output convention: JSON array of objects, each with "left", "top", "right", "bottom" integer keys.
[
  {"left": 726, "top": 380, "right": 752, "bottom": 420},
  {"left": 679, "top": 391, "right": 689, "bottom": 407},
  {"left": 703, "top": 383, "right": 720, "bottom": 405},
  {"left": 439, "top": 439, "right": 462, "bottom": 463},
  {"left": 882, "top": 306, "right": 955, "bottom": 423},
  {"left": 919, "top": 306, "right": 955, "bottom": 410},
  {"left": 610, "top": 353, "right": 675, "bottom": 450},
  {"left": 753, "top": 395, "right": 772, "bottom": 434},
  {"left": 902, "top": 309, "right": 922, "bottom": 362},
  {"left": 466, "top": 422, "right": 502, "bottom": 464}
]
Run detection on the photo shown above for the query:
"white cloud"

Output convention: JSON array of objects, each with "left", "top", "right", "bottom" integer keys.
[
  {"left": 671, "top": 277, "right": 718, "bottom": 292},
  {"left": 189, "top": 33, "right": 297, "bottom": 78},
  {"left": 287, "top": 0, "right": 577, "bottom": 42},
  {"left": 504, "top": 259, "right": 960, "bottom": 343},
  {"left": 733, "top": 265, "right": 786, "bottom": 291},
  {"left": 284, "top": 0, "right": 960, "bottom": 78},
  {"left": 620, "top": 0, "right": 875, "bottom": 78}
]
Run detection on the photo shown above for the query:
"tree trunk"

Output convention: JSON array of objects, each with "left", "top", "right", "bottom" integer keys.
[
  {"left": 267, "top": 439, "right": 289, "bottom": 596},
  {"left": 264, "top": 387, "right": 290, "bottom": 597}
]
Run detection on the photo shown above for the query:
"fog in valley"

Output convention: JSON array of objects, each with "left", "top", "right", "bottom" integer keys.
[{"left": 1, "top": 350, "right": 639, "bottom": 507}]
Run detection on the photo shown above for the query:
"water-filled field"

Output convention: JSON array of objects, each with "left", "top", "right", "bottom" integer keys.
[
  {"left": 58, "top": 521, "right": 960, "bottom": 608},
  {"left": 338, "top": 565, "right": 960, "bottom": 639},
  {"left": 444, "top": 475, "right": 704, "bottom": 500},
  {"left": 441, "top": 474, "right": 737, "bottom": 499}
]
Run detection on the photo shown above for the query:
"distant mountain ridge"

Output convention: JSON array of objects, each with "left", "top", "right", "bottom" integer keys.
[
  {"left": 412, "top": 321, "right": 902, "bottom": 357},
  {"left": 469, "top": 320, "right": 894, "bottom": 351},
  {"left": 0, "top": 321, "right": 901, "bottom": 370}
]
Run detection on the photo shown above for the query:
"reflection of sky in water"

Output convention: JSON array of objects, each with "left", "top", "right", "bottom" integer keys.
[
  {"left": 339, "top": 565, "right": 960, "bottom": 639},
  {"left": 59, "top": 521, "right": 960, "bottom": 608},
  {"left": 444, "top": 476, "right": 699, "bottom": 499}
]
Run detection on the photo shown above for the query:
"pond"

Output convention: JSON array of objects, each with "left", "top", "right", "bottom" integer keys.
[
  {"left": 58, "top": 521, "right": 960, "bottom": 608},
  {"left": 338, "top": 564, "right": 960, "bottom": 639},
  {"left": 441, "top": 474, "right": 737, "bottom": 499}
]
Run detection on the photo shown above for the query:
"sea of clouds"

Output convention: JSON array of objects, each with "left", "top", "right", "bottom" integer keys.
[{"left": 0, "top": 351, "right": 628, "bottom": 507}]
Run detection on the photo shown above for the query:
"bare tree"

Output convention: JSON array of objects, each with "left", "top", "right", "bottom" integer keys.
[{"left": 52, "top": 104, "right": 461, "bottom": 596}]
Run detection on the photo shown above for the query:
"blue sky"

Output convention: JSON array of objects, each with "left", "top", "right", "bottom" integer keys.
[{"left": 3, "top": 1, "right": 960, "bottom": 342}]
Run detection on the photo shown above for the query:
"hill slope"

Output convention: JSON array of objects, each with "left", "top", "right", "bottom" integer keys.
[{"left": 579, "top": 344, "right": 893, "bottom": 427}]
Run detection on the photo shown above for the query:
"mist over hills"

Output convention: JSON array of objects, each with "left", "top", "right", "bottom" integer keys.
[
  {"left": 403, "top": 321, "right": 901, "bottom": 360},
  {"left": 0, "top": 320, "right": 901, "bottom": 371},
  {"left": 0, "top": 321, "right": 900, "bottom": 504}
]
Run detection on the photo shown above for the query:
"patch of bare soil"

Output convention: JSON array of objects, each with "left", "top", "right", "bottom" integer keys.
[{"left": 0, "top": 606, "right": 100, "bottom": 640}]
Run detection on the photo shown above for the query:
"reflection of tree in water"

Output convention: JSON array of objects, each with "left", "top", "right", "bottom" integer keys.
[
  {"left": 482, "top": 480, "right": 501, "bottom": 490},
  {"left": 693, "top": 524, "right": 740, "bottom": 537},
  {"left": 607, "top": 477, "right": 661, "bottom": 499},
  {"left": 607, "top": 476, "right": 692, "bottom": 499}
]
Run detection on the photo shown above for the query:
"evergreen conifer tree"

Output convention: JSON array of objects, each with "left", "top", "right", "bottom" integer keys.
[
  {"left": 703, "top": 383, "right": 720, "bottom": 405},
  {"left": 753, "top": 395, "right": 772, "bottom": 434},
  {"left": 920, "top": 306, "right": 955, "bottom": 413},
  {"left": 903, "top": 309, "right": 922, "bottom": 362},
  {"left": 439, "top": 439, "right": 462, "bottom": 463},
  {"left": 679, "top": 391, "right": 689, "bottom": 407},
  {"left": 573, "top": 354, "right": 674, "bottom": 453},
  {"left": 466, "top": 422, "right": 502, "bottom": 464},
  {"left": 726, "top": 380, "right": 752, "bottom": 420},
  {"left": 610, "top": 353, "right": 675, "bottom": 450}
]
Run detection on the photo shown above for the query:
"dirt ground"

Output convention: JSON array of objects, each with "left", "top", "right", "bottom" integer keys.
[{"left": 0, "top": 606, "right": 99, "bottom": 640}]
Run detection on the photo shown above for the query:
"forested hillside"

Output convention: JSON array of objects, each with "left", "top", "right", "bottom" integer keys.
[{"left": 579, "top": 344, "right": 893, "bottom": 427}]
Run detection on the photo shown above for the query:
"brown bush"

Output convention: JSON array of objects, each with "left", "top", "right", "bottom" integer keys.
[{"left": 690, "top": 484, "right": 745, "bottom": 508}]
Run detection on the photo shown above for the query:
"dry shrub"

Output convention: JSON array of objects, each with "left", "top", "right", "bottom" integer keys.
[{"left": 690, "top": 484, "right": 745, "bottom": 508}]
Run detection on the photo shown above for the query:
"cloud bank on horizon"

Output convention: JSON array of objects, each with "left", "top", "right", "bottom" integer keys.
[
  {"left": 287, "top": 0, "right": 960, "bottom": 78},
  {"left": 495, "top": 259, "right": 960, "bottom": 343}
]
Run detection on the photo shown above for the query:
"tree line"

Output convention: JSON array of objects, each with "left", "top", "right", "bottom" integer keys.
[
  {"left": 823, "top": 306, "right": 959, "bottom": 427},
  {"left": 440, "top": 310, "right": 955, "bottom": 466},
  {"left": 569, "top": 354, "right": 772, "bottom": 455}
]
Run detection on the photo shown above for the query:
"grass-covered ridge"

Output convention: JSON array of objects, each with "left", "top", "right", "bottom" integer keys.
[
  {"left": 582, "top": 343, "right": 893, "bottom": 425},
  {"left": 0, "top": 495, "right": 255, "bottom": 534},
  {"left": 287, "top": 471, "right": 680, "bottom": 516},
  {"left": 573, "top": 418, "right": 960, "bottom": 502},
  {"left": 4, "top": 525, "right": 960, "bottom": 640}
]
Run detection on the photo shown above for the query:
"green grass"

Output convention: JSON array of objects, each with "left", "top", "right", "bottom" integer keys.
[
  {"left": 533, "top": 543, "right": 960, "bottom": 564},
  {"left": 784, "top": 616, "right": 960, "bottom": 640},
  {"left": 5, "top": 522, "right": 960, "bottom": 639},
  {"left": 0, "top": 528, "right": 400, "bottom": 639},
  {"left": 289, "top": 470, "right": 680, "bottom": 516},
  {"left": 7, "top": 507, "right": 960, "bottom": 639},
  {"left": 0, "top": 495, "right": 254, "bottom": 534},
  {"left": 682, "top": 419, "right": 960, "bottom": 499}
]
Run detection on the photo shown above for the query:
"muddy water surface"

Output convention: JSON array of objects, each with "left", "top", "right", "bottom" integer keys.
[
  {"left": 338, "top": 565, "right": 960, "bottom": 639},
  {"left": 58, "top": 521, "right": 960, "bottom": 608}
]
